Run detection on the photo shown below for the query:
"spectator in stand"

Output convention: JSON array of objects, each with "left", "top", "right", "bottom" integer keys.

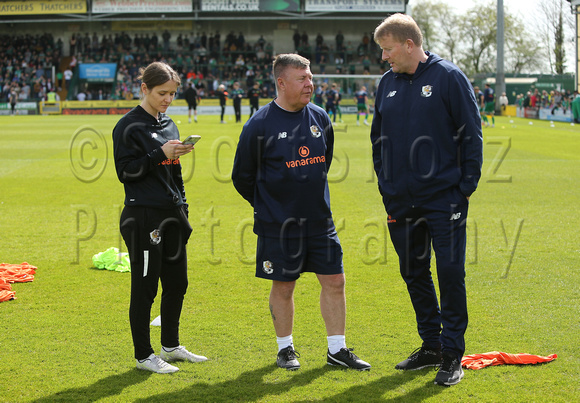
[
  {"left": 245, "top": 65, "right": 255, "bottom": 87},
  {"left": 542, "top": 90, "right": 550, "bottom": 108},
  {"left": 361, "top": 32, "right": 370, "bottom": 55},
  {"left": 523, "top": 91, "right": 531, "bottom": 108},
  {"left": 499, "top": 92, "right": 508, "bottom": 113},
  {"left": 319, "top": 55, "right": 327, "bottom": 74},
  {"left": 530, "top": 89, "right": 539, "bottom": 107},
  {"left": 69, "top": 34, "right": 77, "bottom": 56},
  {"left": 293, "top": 30, "right": 301, "bottom": 50},
  {"left": 572, "top": 91, "right": 580, "bottom": 123},
  {"left": 335, "top": 30, "right": 344, "bottom": 52},
  {"left": 162, "top": 30, "right": 171, "bottom": 53},
  {"left": 315, "top": 33, "right": 324, "bottom": 48},
  {"left": 301, "top": 31, "right": 308, "bottom": 47},
  {"left": 551, "top": 90, "right": 563, "bottom": 115},
  {"left": 362, "top": 55, "right": 371, "bottom": 73}
]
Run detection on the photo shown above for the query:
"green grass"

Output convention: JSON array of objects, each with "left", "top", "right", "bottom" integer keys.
[{"left": 0, "top": 112, "right": 579, "bottom": 402}]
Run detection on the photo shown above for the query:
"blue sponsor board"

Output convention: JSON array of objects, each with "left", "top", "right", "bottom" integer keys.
[{"left": 78, "top": 63, "right": 117, "bottom": 82}]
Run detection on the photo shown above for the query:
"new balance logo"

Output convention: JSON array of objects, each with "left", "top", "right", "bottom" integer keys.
[
  {"left": 387, "top": 91, "right": 397, "bottom": 98},
  {"left": 278, "top": 131, "right": 287, "bottom": 139},
  {"left": 450, "top": 212, "right": 462, "bottom": 221}
]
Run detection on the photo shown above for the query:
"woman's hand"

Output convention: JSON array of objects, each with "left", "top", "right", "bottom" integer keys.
[{"left": 161, "top": 140, "right": 194, "bottom": 160}]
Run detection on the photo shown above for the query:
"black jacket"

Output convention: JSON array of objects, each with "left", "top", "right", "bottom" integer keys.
[{"left": 113, "top": 105, "right": 187, "bottom": 209}]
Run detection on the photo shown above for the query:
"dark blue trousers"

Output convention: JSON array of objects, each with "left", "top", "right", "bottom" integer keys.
[{"left": 386, "top": 189, "right": 469, "bottom": 358}]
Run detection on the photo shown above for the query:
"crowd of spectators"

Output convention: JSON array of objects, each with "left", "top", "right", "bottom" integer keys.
[
  {"left": 4, "top": 29, "right": 574, "bottom": 110},
  {"left": 2, "top": 28, "right": 387, "bottom": 103},
  {"left": 515, "top": 88, "right": 576, "bottom": 114},
  {"left": 68, "top": 30, "right": 279, "bottom": 101},
  {"left": 0, "top": 33, "right": 63, "bottom": 103},
  {"left": 294, "top": 30, "right": 383, "bottom": 75}
]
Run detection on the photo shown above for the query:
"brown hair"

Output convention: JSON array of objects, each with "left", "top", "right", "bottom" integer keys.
[
  {"left": 273, "top": 53, "right": 310, "bottom": 82},
  {"left": 373, "top": 13, "right": 423, "bottom": 47},
  {"left": 137, "top": 61, "right": 181, "bottom": 93}
]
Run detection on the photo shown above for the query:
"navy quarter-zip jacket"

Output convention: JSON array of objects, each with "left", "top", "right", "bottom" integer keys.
[{"left": 371, "top": 52, "right": 483, "bottom": 205}]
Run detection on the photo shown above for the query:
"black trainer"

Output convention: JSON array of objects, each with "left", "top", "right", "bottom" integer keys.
[
  {"left": 277, "top": 346, "right": 300, "bottom": 370},
  {"left": 395, "top": 345, "right": 442, "bottom": 370},
  {"left": 327, "top": 348, "right": 371, "bottom": 371},
  {"left": 434, "top": 351, "right": 464, "bottom": 386}
]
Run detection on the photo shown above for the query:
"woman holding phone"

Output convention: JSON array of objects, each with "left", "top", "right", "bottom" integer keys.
[{"left": 112, "top": 61, "right": 207, "bottom": 374}]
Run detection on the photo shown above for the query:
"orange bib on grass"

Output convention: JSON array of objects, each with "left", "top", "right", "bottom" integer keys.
[
  {"left": 0, "top": 262, "right": 37, "bottom": 283},
  {"left": 0, "top": 289, "right": 16, "bottom": 302},
  {"left": 461, "top": 351, "right": 557, "bottom": 370}
]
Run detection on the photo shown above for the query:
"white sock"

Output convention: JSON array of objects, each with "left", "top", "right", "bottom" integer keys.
[
  {"left": 327, "top": 335, "right": 346, "bottom": 355},
  {"left": 277, "top": 335, "right": 293, "bottom": 352}
]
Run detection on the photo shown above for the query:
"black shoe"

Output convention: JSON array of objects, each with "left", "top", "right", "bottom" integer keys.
[
  {"left": 395, "top": 346, "right": 442, "bottom": 370},
  {"left": 434, "top": 351, "right": 464, "bottom": 386},
  {"left": 327, "top": 348, "right": 371, "bottom": 371},
  {"left": 277, "top": 346, "right": 300, "bottom": 370}
]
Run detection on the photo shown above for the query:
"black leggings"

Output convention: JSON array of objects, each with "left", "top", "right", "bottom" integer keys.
[{"left": 120, "top": 205, "right": 192, "bottom": 360}]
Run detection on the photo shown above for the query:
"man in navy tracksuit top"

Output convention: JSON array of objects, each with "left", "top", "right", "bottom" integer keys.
[
  {"left": 232, "top": 54, "right": 370, "bottom": 371},
  {"left": 371, "top": 14, "right": 483, "bottom": 386}
]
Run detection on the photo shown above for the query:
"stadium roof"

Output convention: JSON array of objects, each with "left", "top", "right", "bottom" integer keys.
[{"left": 0, "top": 0, "right": 409, "bottom": 24}]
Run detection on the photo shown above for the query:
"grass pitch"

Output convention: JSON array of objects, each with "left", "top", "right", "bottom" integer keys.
[{"left": 0, "top": 111, "right": 579, "bottom": 402}]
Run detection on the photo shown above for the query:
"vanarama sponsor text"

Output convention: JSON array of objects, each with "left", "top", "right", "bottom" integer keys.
[{"left": 285, "top": 155, "right": 325, "bottom": 168}]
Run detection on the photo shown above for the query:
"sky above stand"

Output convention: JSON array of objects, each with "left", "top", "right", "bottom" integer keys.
[{"left": 409, "top": 0, "right": 542, "bottom": 27}]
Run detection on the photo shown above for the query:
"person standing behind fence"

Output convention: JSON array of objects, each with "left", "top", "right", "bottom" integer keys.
[
  {"left": 312, "top": 82, "right": 326, "bottom": 108},
  {"left": 325, "top": 82, "right": 338, "bottom": 123},
  {"left": 247, "top": 82, "right": 260, "bottom": 118},
  {"left": 112, "top": 61, "right": 207, "bottom": 374},
  {"left": 499, "top": 92, "right": 508, "bottom": 113},
  {"left": 354, "top": 85, "right": 369, "bottom": 126},
  {"left": 370, "top": 13, "right": 482, "bottom": 386},
  {"left": 483, "top": 83, "right": 495, "bottom": 127},
  {"left": 231, "top": 81, "right": 244, "bottom": 123},
  {"left": 184, "top": 82, "right": 200, "bottom": 123},
  {"left": 9, "top": 87, "right": 18, "bottom": 115},
  {"left": 217, "top": 84, "right": 228, "bottom": 123}
]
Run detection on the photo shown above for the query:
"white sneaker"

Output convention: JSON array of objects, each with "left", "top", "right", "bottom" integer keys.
[
  {"left": 356, "top": 121, "right": 360, "bottom": 126},
  {"left": 160, "top": 346, "right": 208, "bottom": 363},
  {"left": 136, "top": 354, "right": 179, "bottom": 374},
  {"left": 363, "top": 120, "right": 369, "bottom": 126}
]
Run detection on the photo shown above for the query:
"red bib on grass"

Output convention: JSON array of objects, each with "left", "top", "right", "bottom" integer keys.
[{"left": 461, "top": 351, "right": 557, "bottom": 370}]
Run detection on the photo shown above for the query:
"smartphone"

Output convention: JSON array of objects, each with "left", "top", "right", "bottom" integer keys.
[{"left": 182, "top": 135, "right": 201, "bottom": 145}]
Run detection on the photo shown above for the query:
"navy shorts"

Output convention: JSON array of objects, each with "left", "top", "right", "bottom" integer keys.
[{"left": 256, "top": 232, "right": 344, "bottom": 281}]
